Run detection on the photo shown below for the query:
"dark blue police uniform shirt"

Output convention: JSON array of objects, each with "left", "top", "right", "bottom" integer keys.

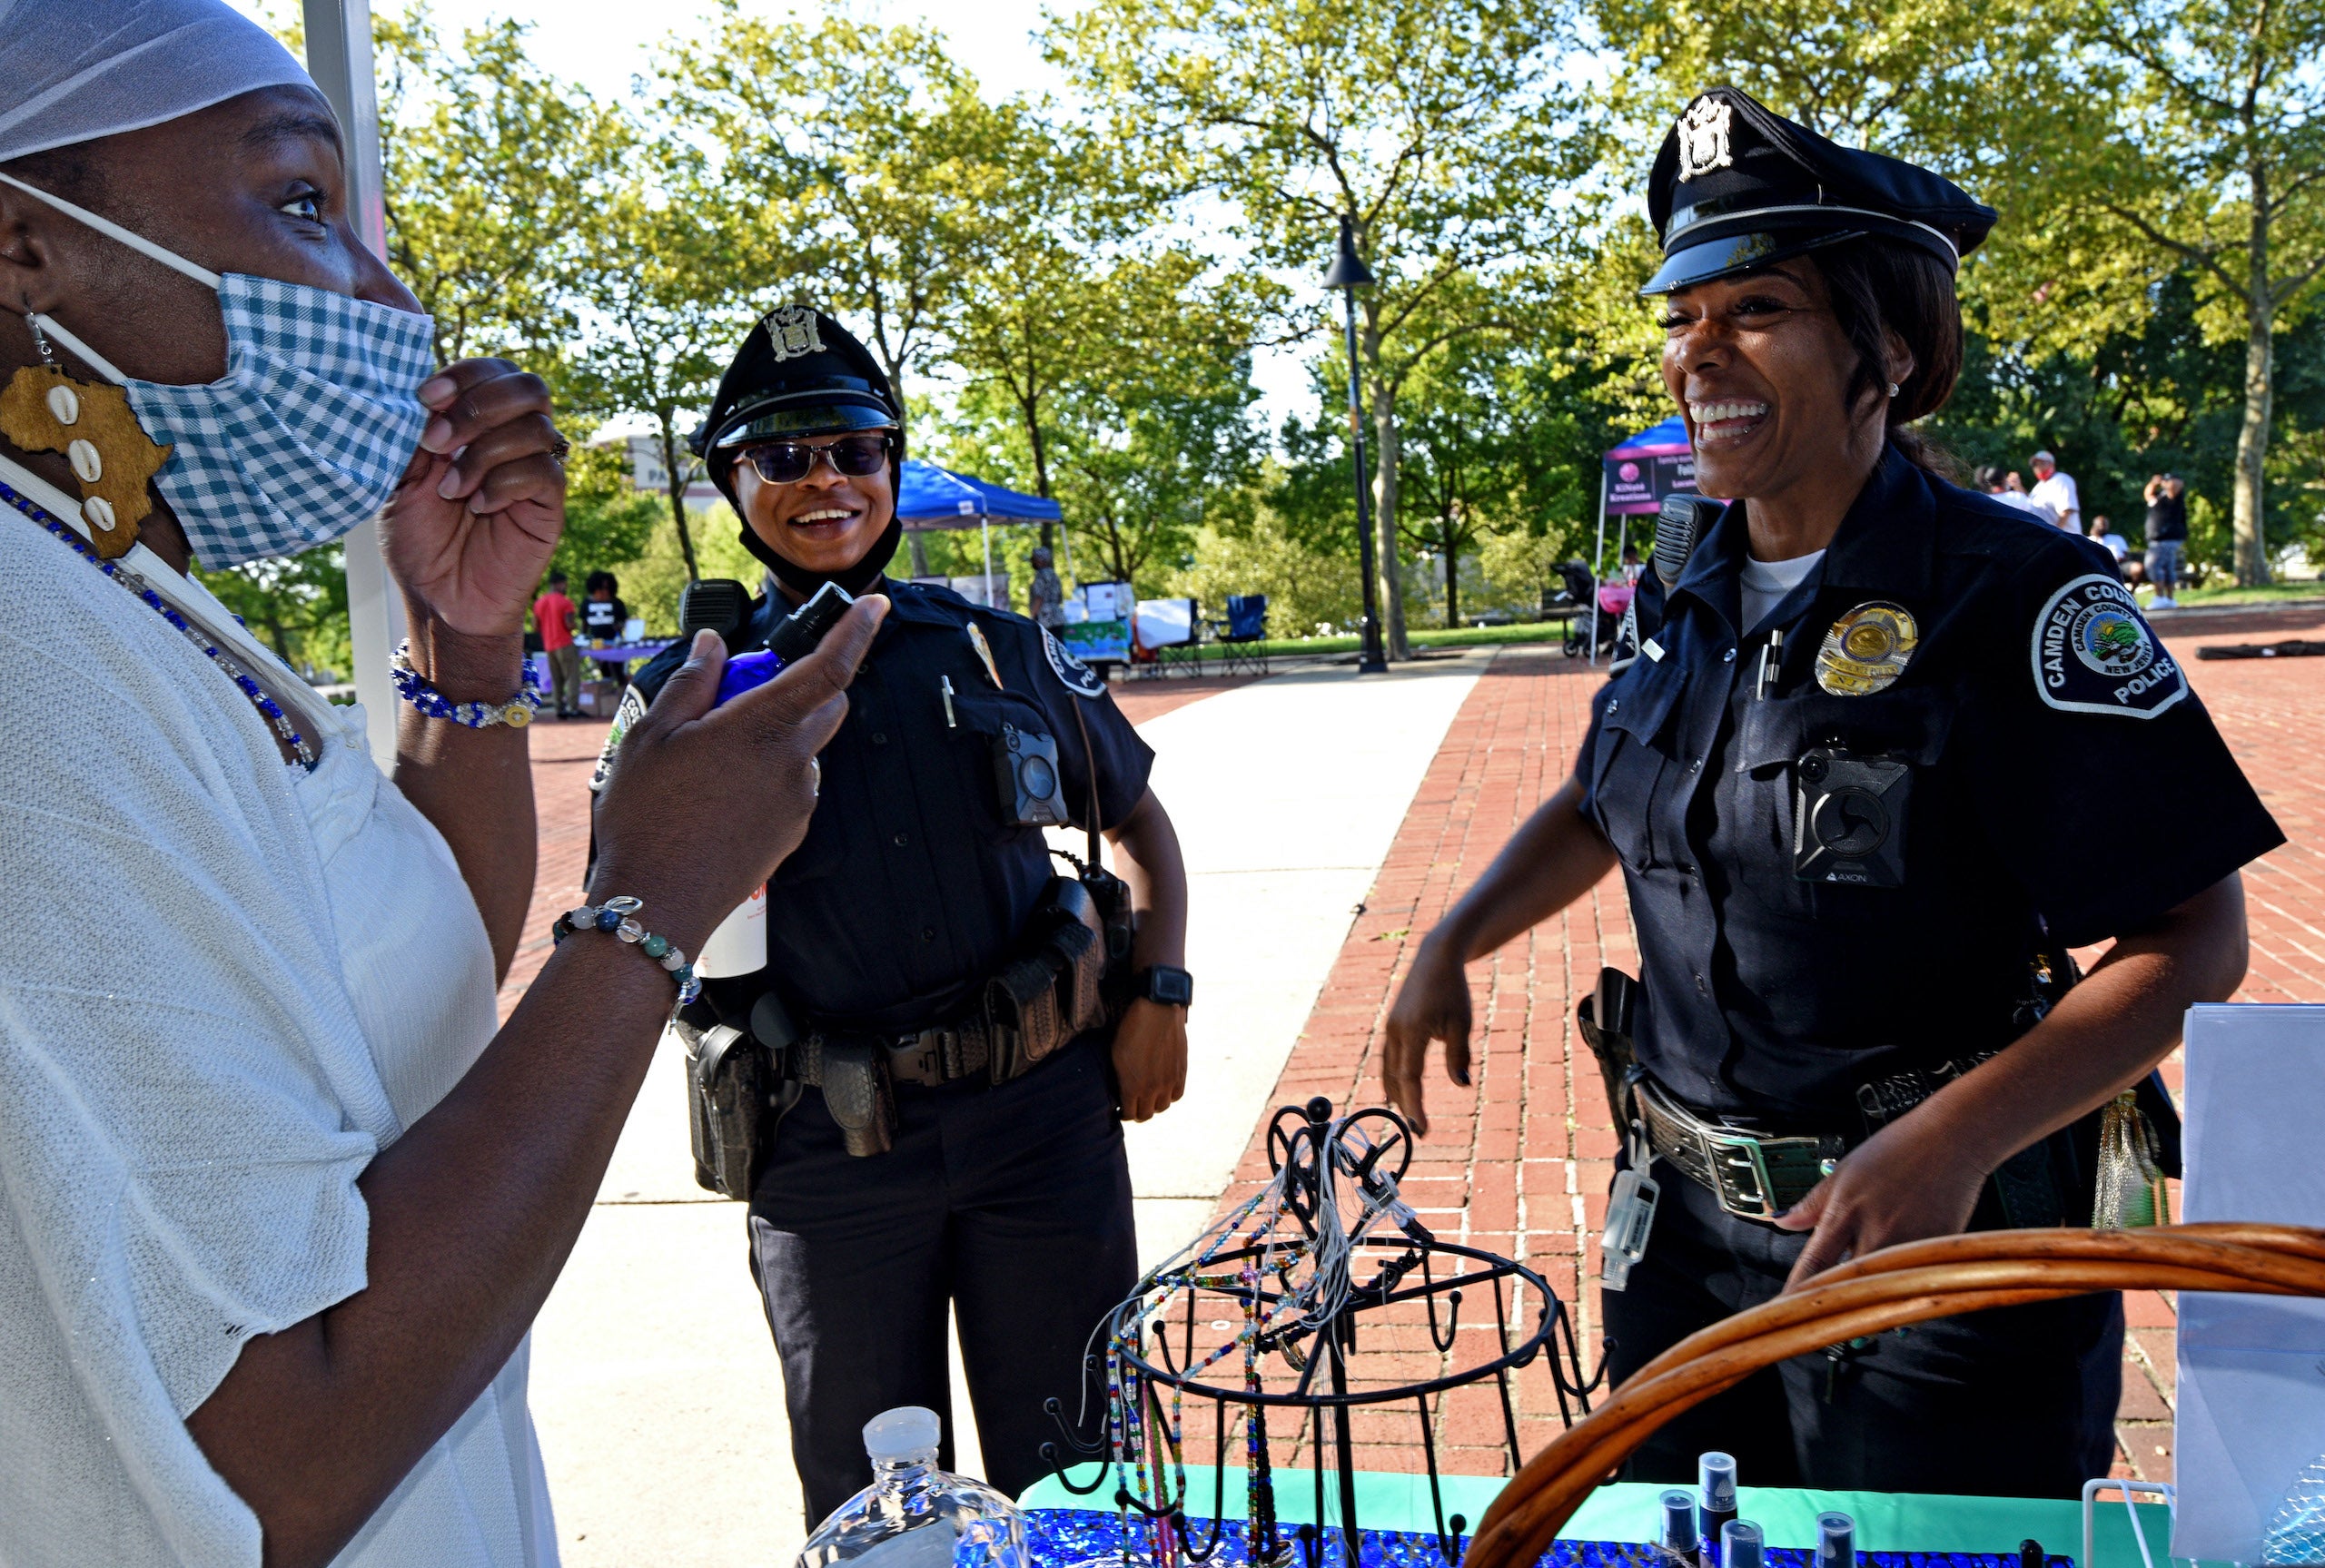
[
  {"left": 1575, "top": 445, "right": 2280, "bottom": 1126},
  {"left": 612, "top": 579, "right": 1155, "bottom": 1035}
]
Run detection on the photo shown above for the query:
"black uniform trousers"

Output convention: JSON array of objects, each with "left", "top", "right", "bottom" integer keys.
[
  {"left": 1602, "top": 1167, "right": 2122, "bottom": 1497},
  {"left": 747, "top": 1037, "right": 1135, "bottom": 1524}
]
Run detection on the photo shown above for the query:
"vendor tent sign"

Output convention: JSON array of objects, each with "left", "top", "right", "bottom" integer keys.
[{"left": 1602, "top": 415, "right": 1698, "bottom": 516}]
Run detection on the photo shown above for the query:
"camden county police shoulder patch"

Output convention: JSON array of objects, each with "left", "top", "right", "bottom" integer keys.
[
  {"left": 1042, "top": 626, "right": 1108, "bottom": 699},
  {"left": 2029, "top": 573, "right": 2187, "bottom": 719}
]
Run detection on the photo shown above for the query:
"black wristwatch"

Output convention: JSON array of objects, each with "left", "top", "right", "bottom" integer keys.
[{"left": 1134, "top": 965, "right": 1193, "bottom": 1008}]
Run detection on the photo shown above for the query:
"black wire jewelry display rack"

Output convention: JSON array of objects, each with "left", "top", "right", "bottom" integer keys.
[{"left": 1038, "top": 1098, "right": 1605, "bottom": 1568}]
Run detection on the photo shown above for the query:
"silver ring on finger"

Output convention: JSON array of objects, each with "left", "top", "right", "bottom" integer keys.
[{"left": 809, "top": 755, "right": 820, "bottom": 798}]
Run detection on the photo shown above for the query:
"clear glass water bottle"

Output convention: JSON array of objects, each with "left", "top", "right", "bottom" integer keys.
[{"left": 796, "top": 1407, "right": 1028, "bottom": 1568}]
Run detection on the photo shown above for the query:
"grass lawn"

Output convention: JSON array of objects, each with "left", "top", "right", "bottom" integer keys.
[
  {"left": 1153, "top": 616, "right": 1582, "bottom": 666},
  {"left": 2164, "top": 581, "right": 2325, "bottom": 609}
]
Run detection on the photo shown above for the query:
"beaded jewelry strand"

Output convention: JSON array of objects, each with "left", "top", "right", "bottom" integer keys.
[{"left": 0, "top": 477, "right": 316, "bottom": 768}]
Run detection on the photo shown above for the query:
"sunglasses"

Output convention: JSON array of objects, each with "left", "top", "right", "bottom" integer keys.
[{"left": 736, "top": 432, "right": 895, "bottom": 485}]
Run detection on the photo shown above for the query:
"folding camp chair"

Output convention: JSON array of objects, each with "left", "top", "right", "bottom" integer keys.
[{"left": 1215, "top": 594, "right": 1270, "bottom": 676}]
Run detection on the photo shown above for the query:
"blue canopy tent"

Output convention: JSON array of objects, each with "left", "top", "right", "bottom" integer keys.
[
  {"left": 1584, "top": 416, "right": 1704, "bottom": 663},
  {"left": 895, "top": 459, "right": 1064, "bottom": 606}
]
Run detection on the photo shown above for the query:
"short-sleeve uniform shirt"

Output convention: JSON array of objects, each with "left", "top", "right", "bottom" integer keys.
[
  {"left": 608, "top": 579, "right": 1154, "bottom": 1035},
  {"left": 1575, "top": 447, "right": 2279, "bottom": 1127}
]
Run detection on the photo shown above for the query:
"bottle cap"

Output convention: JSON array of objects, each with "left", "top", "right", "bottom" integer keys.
[
  {"left": 1722, "top": 1520, "right": 1765, "bottom": 1568},
  {"left": 863, "top": 1405, "right": 942, "bottom": 1463},
  {"left": 1817, "top": 1512, "right": 1855, "bottom": 1568},
  {"left": 1699, "top": 1452, "right": 1737, "bottom": 1510},
  {"left": 1659, "top": 1489, "right": 1697, "bottom": 1550}
]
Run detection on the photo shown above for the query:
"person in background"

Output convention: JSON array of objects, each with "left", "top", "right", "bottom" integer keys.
[
  {"left": 533, "top": 567, "right": 580, "bottom": 719},
  {"left": 1028, "top": 543, "right": 1067, "bottom": 631},
  {"left": 581, "top": 568, "right": 630, "bottom": 680},
  {"left": 2029, "top": 449, "right": 2081, "bottom": 532},
  {"left": 2144, "top": 473, "right": 2189, "bottom": 608},
  {"left": 1976, "top": 465, "right": 2055, "bottom": 526},
  {"left": 2089, "top": 514, "right": 2130, "bottom": 566}
]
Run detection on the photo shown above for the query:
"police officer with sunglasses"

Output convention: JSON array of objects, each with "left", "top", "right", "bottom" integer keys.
[{"left": 597, "top": 307, "right": 1192, "bottom": 1521}]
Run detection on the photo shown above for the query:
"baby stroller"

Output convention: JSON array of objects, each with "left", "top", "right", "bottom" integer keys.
[{"left": 1560, "top": 563, "right": 1633, "bottom": 659}]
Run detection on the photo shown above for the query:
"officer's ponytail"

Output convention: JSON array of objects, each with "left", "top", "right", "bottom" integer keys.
[{"left": 1811, "top": 239, "right": 1964, "bottom": 482}]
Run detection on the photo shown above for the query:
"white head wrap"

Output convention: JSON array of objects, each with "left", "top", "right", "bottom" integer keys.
[{"left": 0, "top": 0, "right": 312, "bottom": 165}]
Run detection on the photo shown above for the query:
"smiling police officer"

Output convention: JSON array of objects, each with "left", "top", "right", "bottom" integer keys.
[
  {"left": 1381, "top": 90, "right": 2280, "bottom": 1494},
  {"left": 598, "top": 307, "right": 1192, "bottom": 1520}
]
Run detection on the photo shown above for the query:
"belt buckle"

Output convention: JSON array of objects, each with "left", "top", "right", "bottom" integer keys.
[
  {"left": 1697, "top": 1127, "right": 1781, "bottom": 1219},
  {"left": 885, "top": 1032, "right": 942, "bottom": 1087}
]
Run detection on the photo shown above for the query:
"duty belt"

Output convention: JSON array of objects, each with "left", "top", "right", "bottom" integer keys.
[
  {"left": 782, "top": 1014, "right": 1004, "bottom": 1090},
  {"left": 1635, "top": 1076, "right": 1847, "bottom": 1221}
]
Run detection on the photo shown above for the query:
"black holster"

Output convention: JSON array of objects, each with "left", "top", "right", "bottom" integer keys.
[
  {"left": 1575, "top": 966, "right": 1641, "bottom": 1129},
  {"left": 683, "top": 1018, "right": 787, "bottom": 1199}
]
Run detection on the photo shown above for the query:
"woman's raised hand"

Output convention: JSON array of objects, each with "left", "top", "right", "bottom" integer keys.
[
  {"left": 589, "top": 597, "right": 889, "bottom": 951},
  {"left": 381, "top": 359, "right": 566, "bottom": 637}
]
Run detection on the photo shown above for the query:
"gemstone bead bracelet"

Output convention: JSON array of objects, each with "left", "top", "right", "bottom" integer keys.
[{"left": 552, "top": 895, "right": 701, "bottom": 1007}]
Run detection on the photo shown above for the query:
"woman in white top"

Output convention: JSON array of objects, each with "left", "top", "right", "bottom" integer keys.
[{"left": 0, "top": 6, "right": 880, "bottom": 1566}]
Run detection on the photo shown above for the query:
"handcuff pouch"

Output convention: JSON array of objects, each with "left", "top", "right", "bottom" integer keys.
[{"left": 818, "top": 1037, "right": 895, "bottom": 1158}]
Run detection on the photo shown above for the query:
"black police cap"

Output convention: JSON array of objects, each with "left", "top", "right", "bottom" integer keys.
[
  {"left": 1643, "top": 87, "right": 1996, "bottom": 295},
  {"left": 688, "top": 306, "right": 905, "bottom": 503}
]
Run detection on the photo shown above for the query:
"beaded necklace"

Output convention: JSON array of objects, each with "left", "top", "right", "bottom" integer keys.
[{"left": 0, "top": 478, "right": 318, "bottom": 769}]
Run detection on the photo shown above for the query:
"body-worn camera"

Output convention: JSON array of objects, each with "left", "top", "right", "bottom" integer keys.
[
  {"left": 1793, "top": 745, "right": 1912, "bottom": 886},
  {"left": 993, "top": 721, "right": 1070, "bottom": 828}
]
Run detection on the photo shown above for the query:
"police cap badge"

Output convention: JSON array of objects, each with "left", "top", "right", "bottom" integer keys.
[{"left": 1643, "top": 86, "right": 1997, "bottom": 296}]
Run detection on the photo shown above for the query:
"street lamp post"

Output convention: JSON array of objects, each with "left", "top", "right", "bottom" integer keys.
[{"left": 1324, "top": 216, "right": 1388, "bottom": 675}]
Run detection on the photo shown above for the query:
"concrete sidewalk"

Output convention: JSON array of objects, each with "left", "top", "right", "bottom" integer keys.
[{"left": 521, "top": 654, "right": 1484, "bottom": 1566}]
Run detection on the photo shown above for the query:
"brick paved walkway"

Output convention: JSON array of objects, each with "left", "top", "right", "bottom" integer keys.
[{"left": 1209, "top": 611, "right": 2325, "bottom": 1485}]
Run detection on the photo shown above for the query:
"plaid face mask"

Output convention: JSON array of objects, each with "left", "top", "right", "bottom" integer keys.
[{"left": 0, "top": 173, "right": 437, "bottom": 567}]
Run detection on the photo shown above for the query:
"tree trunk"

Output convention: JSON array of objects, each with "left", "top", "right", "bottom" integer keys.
[
  {"left": 2232, "top": 182, "right": 2273, "bottom": 587},
  {"left": 659, "top": 416, "right": 701, "bottom": 583},
  {"left": 1371, "top": 393, "right": 1410, "bottom": 660},
  {"left": 1442, "top": 515, "right": 1460, "bottom": 629},
  {"left": 1020, "top": 390, "right": 1056, "bottom": 550},
  {"left": 2232, "top": 304, "right": 2273, "bottom": 586},
  {"left": 908, "top": 528, "right": 931, "bottom": 577}
]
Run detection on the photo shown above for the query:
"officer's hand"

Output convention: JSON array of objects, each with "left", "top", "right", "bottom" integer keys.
[
  {"left": 1113, "top": 999, "right": 1187, "bottom": 1122},
  {"left": 1774, "top": 1112, "right": 1987, "bottom": 1289},
  {"left": 589, "top": 597, "right": 888, "bottom": 950},
  {"left": 1380, "top": 931, "right": 1474, "bottom": 1139}
]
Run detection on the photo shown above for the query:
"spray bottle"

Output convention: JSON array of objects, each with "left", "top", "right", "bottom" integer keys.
[{"left": 685, "top": 580, "right": 857, "bottom": 980}]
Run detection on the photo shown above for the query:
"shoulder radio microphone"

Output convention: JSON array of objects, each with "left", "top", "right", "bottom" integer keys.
[{"left": 1653, "top": 494, "right": 1724, "bottom": 589}]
